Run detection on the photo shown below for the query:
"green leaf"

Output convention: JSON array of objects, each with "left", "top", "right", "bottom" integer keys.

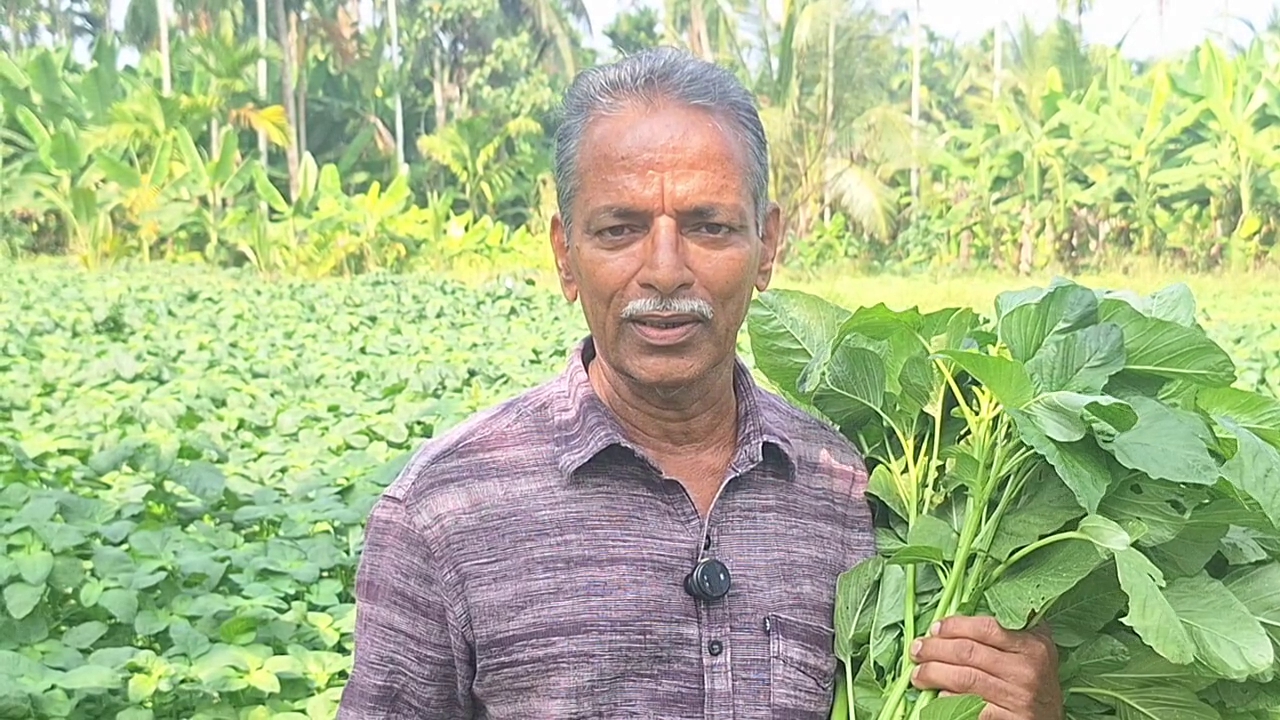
[
  {"left": 1026, "top": 323, "right": 1126, "bottom": 394},
  {"left": 867, "top": 464, "right": 909, "bottom": 521},
  {"left": 16, "top": 551, "right": 53, "bottom": 585},
  {"left": 1023, "top": 393, "right": 1135, "bottom": 443},
  {"left": 934, "top": 349, "right": 1035, "bottom": 409},
  {"left": 168, "top": 618, "right": 211, "bottom": 659},
  {"left": 127, "top": 673, "right": 158, "bottom": 703},
  {"left": 169, "top": 461, "right": 226, "bottom": 502},
  {"left": 1098, "top": 300, "right": 1236, "bottom": 386},
  {"left": 1222, "top": 563, "right": 1280, "bottom": 652},
  {"left": 834, "top": 557, "right": 885, "bottom": 661},
  {"left": 245, "top": 666, "right": 279, "bottom": 694},
  {"left": 1098, "top": 477, "right": 1205, "bottom": 546},
  {"left": 98, "top": 588, "right": 138, "bottom": 624},
  {"left": 1147, "top": 283, "right": 1198, "bottom": 327},
  {"left": 1078, "top": 515, "right": 1132, "bottom": 552},
  {"left": 1088, "top": 686, "right": 1219, "bottom": 720},
  {"left": 814, "top": 345, "right": 887, "bottom": 430},
  {"left": 1098, "top": 396, "right": 1220, "bottom": 486},
  {"left": 1162, "top": 572, "right": 1273, "bottom": 680},
  {"left": 3, "top": 582, "right": 43, "bottom": 619},
  {"left": 886, "top": 545, "right": 945, "bottom": 566},
  {"left": 1010, "top": 410, "right": 1112, "bottom": 513},
  {"left": 219, "top": 615, "right": 257, "bottom": 644},
  {"left": 57, "top": 664, "right": 120, "bottom": 691},
  {"left": 134, "top": 610, "right": 169, "bottom": 636},
  {"left": 997, "top": 282, "right": 1100, "bottom": 362},
  {"left": 985, "top": 539, "right": 1107, "bottom": 630},
  {"left": 1113, "top": 547, "right": 1194, "bottom": 665},
  {"left": 907, "top": 515, "right": 959, "bottom": 561},
  {"left": 1218, "top": 418, "right": 1280, "bottom": 530},
  {"left": 1061, "top": 634, "right": 1130, "bottom": 681},
  {"left": 917, "top": 694, "right": 986, "bottom": 720},
  {"left": 1043, "top": 567, "right": 1127, "bottom": 647},
  {"left": 61, "top": 621, "right": 108, "bottom": 650},
  {"left": 1197, "top": 387, "right": 1280, "bottom": 448},
  {"left": 747, "top": 290, "right": 850, "bottom": 396},
  {"left": 252, "top": 163, "right": 290, "bottom": 213}
]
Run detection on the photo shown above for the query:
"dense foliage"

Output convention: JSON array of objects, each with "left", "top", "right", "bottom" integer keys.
[
  {"left": 3, "top": 3, "right": 1280, "bottom": 273},
  {"left": 748, "top": 280, "right": 1280, "bottom": 720},
  {"left": 0, "top": 263, "right": 585, "bottom": 718}
]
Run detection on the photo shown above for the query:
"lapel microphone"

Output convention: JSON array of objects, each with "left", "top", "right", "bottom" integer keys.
[
  {"left": 684, "top": 530, "right": 732, "bottom": 603},
  {"left": 684, "top": 558, "right": 731, "bottom": 601}
]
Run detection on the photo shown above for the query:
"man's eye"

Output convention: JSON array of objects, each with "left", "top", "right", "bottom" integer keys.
[
  {"left": 600, "top": 225, "right": 634, "bottom": 239},
  {"left": 696, "top": 223, "right": 730, "bottom": 235}
]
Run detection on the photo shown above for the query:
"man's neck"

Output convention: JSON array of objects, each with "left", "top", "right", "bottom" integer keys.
[{"left": 585, "top": 353, "right": 740, "bottom": 463}]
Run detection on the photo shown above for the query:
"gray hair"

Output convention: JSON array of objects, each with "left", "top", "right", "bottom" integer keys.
[{"left": 552, "top": 46, "right": 771, "bottom": 239}]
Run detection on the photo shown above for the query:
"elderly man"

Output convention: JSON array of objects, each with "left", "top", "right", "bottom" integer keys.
[{"left": 338, "top": 47, "right": 1062, "bottom": 719}]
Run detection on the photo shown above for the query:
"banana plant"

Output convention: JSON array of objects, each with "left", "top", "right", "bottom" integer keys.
[{"left": 1161, "top": 39, "right": 1280, "bottom": 267}]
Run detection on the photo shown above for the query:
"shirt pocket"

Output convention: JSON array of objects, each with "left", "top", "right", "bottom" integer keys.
[{"left": 765, "top": 613, "right": 838, "bottom": 719}]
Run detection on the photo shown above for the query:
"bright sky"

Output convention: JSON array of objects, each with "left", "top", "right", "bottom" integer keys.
[{"left": 584, "top": 0, "right": 1280, "bottom": 59}]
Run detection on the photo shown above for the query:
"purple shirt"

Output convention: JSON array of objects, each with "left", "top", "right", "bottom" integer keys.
[{"left": 338, "top": 338, "right": 875, "bottom": 719}]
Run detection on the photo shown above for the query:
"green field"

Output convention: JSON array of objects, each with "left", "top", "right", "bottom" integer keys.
[{"left": 2, "top": 260, "right": 1278, "bottom": 719}]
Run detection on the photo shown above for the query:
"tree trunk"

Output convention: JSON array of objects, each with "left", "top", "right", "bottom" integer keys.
[
  {"left": 387, "top": 0, "right": 405, "bottom": 169},
  {"left": 821, "top": 10, "right": 835, "bottom": 221},
  {"left": 158, "top": 0, "right": 172, "bottom": 95},
  {"left": 276, "top": 0, "right": 300, "bottom": 202},
  {"left": 909, "top": 0, "right": 921, "bottom": 209},
  {"left": 1019, "top": 203, "right": 1034, "bottom": 275},
  {"left": 993, "top": 21, "right": 1003, "bottom": 99},
  {"left": 433, "top": 50, "right": 447, "bottom": 132},
  {"left": 689, "top": 0, "right": 713, "bottom": 61},
  {"left": 6, "top": 6, "right": 19, "bottom": 54},
  {"left": 297, "top": 15, "right": 308, "bottom": 156},
  {"left": 257, "top": 0, "right": 268, "bottom": 160}
]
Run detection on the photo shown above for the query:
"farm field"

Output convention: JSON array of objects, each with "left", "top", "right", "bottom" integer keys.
[{"left": 1, "top": 260, "right": 1278, "bottom": 719}]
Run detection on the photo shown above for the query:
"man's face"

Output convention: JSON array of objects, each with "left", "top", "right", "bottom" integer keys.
[{"left": 550, "top": 102, "right": 781, "bottom": 392}]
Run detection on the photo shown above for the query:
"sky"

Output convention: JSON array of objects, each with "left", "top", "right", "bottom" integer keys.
[{"left": 581, "top": 0, "right": 1280, "bottom": 59}]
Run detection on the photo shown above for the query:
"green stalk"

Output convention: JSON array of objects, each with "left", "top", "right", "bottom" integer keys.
[
  {"left": 845, "top": 658, "right": 855, "bottom": 719},
  {"left": 984, "top": 530, "right": 1090, "bottom": 586}
]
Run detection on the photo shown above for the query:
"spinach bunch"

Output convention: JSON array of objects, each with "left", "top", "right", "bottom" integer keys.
[{"left": 748, "top": 279, "right": 1280, "bottom": 720}]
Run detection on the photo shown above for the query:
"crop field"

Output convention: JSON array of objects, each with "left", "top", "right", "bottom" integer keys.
[{"left": 1, "top": 261, "right": 1278, "bottom": 719}]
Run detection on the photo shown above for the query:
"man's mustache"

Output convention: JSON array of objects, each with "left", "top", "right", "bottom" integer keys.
[{"left": 621, "top": 296, "right": 715, "bottom": 321}]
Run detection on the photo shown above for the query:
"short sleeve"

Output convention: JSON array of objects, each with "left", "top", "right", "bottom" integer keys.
[{"left": 338, "top": 493, "right": 474, "bottom": 718}]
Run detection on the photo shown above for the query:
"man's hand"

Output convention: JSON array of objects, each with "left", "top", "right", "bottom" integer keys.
[{"left": 909, "top": 616, "right": 1062, "bottom": 720}]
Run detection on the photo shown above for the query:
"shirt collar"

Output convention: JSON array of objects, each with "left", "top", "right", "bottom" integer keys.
[{"left": 551, "top": 336, "right": 795, "bottom": 481}]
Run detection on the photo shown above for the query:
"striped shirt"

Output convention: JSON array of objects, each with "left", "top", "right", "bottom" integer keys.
[{"left": 338, "top": 337, "right": 875, "bottom": 719}]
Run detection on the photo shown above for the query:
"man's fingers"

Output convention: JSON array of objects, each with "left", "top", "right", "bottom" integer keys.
[
  {"left": 911, "top": 661, "right": 1013, "bottom": 708},
  {"left": 911, "top": 636, "right": 1013, "bottom": 680},
  {"left": 931, "top": 615, "right": 1028, "bottom": 654}
]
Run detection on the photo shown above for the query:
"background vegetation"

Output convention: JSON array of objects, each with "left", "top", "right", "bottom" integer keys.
[{"left": 3, "top": 0, "right": 1280, "bottom": 277}]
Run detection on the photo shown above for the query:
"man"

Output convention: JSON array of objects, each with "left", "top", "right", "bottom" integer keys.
[{"left": 338, "top": 47, "right": 1062, "bottom": 719}]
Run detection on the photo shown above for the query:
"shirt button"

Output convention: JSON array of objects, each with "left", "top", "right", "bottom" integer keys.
[
  {"left": 708, "top": 640, "right": 723, "bottom": 656},
  {"left": 703, "top": 534, "right": 713, "bottom": 551}
]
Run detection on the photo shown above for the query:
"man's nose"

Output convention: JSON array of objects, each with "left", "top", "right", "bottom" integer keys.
[{"left": 638, "top": 217, "right": 696, "bottom": 296}]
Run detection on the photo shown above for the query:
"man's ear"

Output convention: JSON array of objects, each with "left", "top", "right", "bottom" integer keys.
[
  {"left": 755, "top": 201, "right": 782, "bottom": 293},
  {"left": 550, "top": 213, "right": 579, "bottom": 303}
]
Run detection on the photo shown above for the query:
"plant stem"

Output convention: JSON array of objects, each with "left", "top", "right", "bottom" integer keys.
[
  {"left": 846, "top": 659, "right": 856, "bottom": 719},
  {"left": 985, "top": 530, "right": 1089, "bottom": 587}
]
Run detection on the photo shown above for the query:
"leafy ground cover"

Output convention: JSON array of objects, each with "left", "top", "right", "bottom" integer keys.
[
  {"left": 1, "top": 260, "right": 1277, "bottom": 719},
  {"left": 0, "top": 261, "right": 586, "bottom": 719}
]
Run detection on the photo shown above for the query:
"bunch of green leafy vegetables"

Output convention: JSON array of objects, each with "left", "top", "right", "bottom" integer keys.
[{"left": 747, "top": 279, "right": 1280, "bottom": 720}]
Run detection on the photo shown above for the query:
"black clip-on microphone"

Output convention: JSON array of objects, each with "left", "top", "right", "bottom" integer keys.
[{"left": 684, "top": 536, "right": 732, "bottom": 602}]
